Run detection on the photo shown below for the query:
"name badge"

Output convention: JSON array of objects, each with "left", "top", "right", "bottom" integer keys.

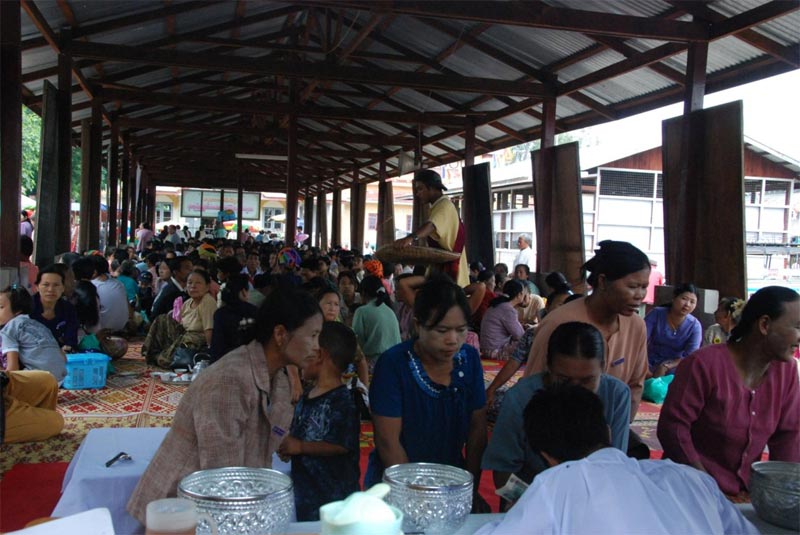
[
  {"left": 611, "top": 357, "right": 625, "bottom": 367},
  {"left": 272, "top": 425, "right": 286, "bottom": 437}
]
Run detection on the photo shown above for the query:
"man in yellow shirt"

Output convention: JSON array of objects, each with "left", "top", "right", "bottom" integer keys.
[{"left": 396, "top": 169, "right": 469, "bottom": 287}]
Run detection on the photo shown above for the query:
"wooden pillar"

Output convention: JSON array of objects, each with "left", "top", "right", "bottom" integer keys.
[
  {"left": 533, "top": 96, "right": 557, "bottom": 274},
  {"left": 350, "top": 167, "right": 366, "bottom": 253},
  {"left": 132, "top": 162, "right": 141, "bottom": 226},
  {"left": 316, "top": 191, "right": 328, "bottom": 250},
  {"left": 108, "top": 118, "right": 119, "bottom": 246},
  {"left": 532, "top": 142, "right": 585, "bottom": 289},
  {"left": 331, "top": 179, "right": 341, "bottom": 247},
  {"left": 462, "top": 162, "right": 494, "bottom": 270},
  {"left": 33, "top": 81, "right": 60, "bottom": 266},
  {"left": 0, "top": 0, "right": 22, "bottom": 282},
  {"left": 464, "top": 120, "right": 476, "bottom": 167},
  {"left": 56, "top": 49, "right": 72, "bottom": 253},
  {"left": 120, "top": 134, "right": 130, "bottom": 244},
  {"left": 285, "top": 111, "right": 299, "bottom": 247},
  {"left": 236, "top": 179, "right": 244, "bottom": 241},
  {"left": 88, "top": 98, "right": 103, "bottom": 249},
  {"left": 411, "top": 149, "right": 428, "bottom": 236},
  {"left": 78, "top": 120, "right": 92, "bottom": 251},
  {"left": 147, "top": 178, "right": 156, "bottom": 230},
  {"left": 303, "top": 188, "right": 314, "bottom": 246},
  {"left": 376, "top": 159, "right": 395, "bottom": 248}
]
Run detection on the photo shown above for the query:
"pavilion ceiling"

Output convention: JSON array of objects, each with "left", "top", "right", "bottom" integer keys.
[{"left": 17, "top": 0, "right": 800, "bottom": 195}]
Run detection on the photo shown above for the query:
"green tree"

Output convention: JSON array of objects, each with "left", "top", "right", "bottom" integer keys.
[
  {"left": 21, "top": 104, "right": 102, "bottom": 203},
  {"left": 21, "top": 106, "right": 41, "bottom": 196}
]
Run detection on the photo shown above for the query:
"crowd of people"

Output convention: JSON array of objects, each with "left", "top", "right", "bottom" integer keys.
[{"left": 3, "top": 169, "right": 799, "bottom": 531}]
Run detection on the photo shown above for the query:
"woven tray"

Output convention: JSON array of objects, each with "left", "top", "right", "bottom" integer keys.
[{"left": 375, "top": 244, "right": 461, "bottom": 265}]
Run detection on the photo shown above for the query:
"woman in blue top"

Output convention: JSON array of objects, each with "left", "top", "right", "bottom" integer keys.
[
  {"left": 366, "top": 276, "right": 489, "bottom": 512},
  {"left": 644, "top": 283, "right": 702, "bottom": 377}
]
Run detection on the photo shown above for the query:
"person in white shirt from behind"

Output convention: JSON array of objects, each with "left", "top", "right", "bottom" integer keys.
[
  {"left": 475, "top": 384, "right": 757, "bottom": 535},
  {"left": 512, "top": 234, "right": 535, "bottom": 272}
]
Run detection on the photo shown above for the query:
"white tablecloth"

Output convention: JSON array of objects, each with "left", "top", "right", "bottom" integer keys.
[
  {"left": 286, "top": 508, "right": 794, "bottom": 535},
  {"left": 52, "top": 427, "right": 169, "bottom": 535},
  {"left": 286, "top": 513, "right": 505, "bottom": 534}
]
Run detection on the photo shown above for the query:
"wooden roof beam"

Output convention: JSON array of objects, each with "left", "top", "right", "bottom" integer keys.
[
  {"left": 710, "top": 1, "right": 800, "bottom": 40},
  {"left": 670, "top": 0, "right": 800, "bottom": 67},
  {"left": 21, "top": 5, "right": 305, "bottom": 83},
  {"left": 65, "top": 40, "right": 550, "bottom": 97},
  {"left": 22, "top": 1, "right": 226, "bottom": 51},
  {"left": 20, "top": 0, "right": 114, "bottom": 127},
  {"left": 298, "top": 0, "right": 710, "bottom": 41},
  {"left": 103, "top": 86, "right": 468, "bottom": 126}
]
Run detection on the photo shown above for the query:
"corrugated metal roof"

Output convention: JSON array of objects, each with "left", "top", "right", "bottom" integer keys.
[{"left": 12, "top": 0, "right": 798, "bottom": 191}]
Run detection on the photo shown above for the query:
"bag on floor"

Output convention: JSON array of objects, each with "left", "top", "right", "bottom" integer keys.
[{"left": 643, "top": 375, "right": 674, "bottom": 404}]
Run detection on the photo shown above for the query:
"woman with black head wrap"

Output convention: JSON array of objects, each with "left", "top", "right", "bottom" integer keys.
[{"left": 522, "top": 241, "right": 650, "bottom": 423}]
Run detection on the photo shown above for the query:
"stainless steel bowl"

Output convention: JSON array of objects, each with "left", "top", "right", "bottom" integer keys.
[
  {"left": 178, "top": 467, "right": 294, "bottom": 535},
  {"left": 383, "top": 463, "right": 473, "bottom": 535},
  {"left": 750, "top": 461, "right": 800, "bottom": 531}
]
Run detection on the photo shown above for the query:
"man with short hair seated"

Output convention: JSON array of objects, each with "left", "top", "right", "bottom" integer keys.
[
  {"left": 482, "top": 321, "right": 630, "bottom": 495},
  {"left": 475, "top": 384, "right": 758, "bottom": 535}
]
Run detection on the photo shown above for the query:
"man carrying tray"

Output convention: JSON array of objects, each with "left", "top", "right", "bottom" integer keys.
[{"left": 395, "top": 169, "right": 469, "bottom": 287}]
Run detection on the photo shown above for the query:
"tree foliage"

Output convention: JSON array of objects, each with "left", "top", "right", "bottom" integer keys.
[{"left": 21, "top": 105, "right": 93, "bottom": 202}]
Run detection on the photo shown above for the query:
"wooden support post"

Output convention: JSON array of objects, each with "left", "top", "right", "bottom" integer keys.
[
  {"left": 350, "top": 167, "right": 366, "bottom": 253},
  {"left": 302, "top": 189, "right": 313, "bottom": 247},
  {"left": 56, "top": 49, "right": 73, "bottom": 254},
  {"left": 462, "top": 162, "right": 494, "bottom": 271},
  {"left": 147, "top": 178, "right": 156, "bottom": 231},
  {"left": 236, "top": 179, "right": 244, "bottom": 241},
  {"left": 464, "top": 120, "right": 476, "bottom": 167},
  {"left": 285, "top": 110, "right": 299, "bottom": 247},
  {"left": 88, "top": 97, "right": 103, "bottom": 249},
  {"left": 108, "top": 118, "right": 119, "bottom": 246},
  {"left": 411, "top": 149, "right": 429, "bottom": 236},
  {"left": 532, "top": 143, "right": 585, "bottom": 290},
  {"left": 120, "top": 133, "right": 130, "bottom": 244},
  {"left": 79, "top": 119, "right": 92, "bottom": 251},
  {"left": 316, "top": 191, "right": 328, "bottom": 250},
  {"left": 533, "top": 96, "right": 558, "bottom": 274},
  {"left": 0, "top": 0, "right": 22, "bottom": 284},
  {"left": 34, "top": 81, "right": 60, "bottom": 266},
  {"left": 331, "top": 178, "right": 342, "bottom": 248},
  {"left": 684, "top": 42, "right": 708, "bottom": 115},
  {"left": 134, "top": 163, "right": 144, "bottom": 228},
  {"left": 376, "top": 159, "right": 395, "bottom": 248}
]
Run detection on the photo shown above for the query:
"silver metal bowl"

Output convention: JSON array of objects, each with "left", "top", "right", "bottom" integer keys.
[
  {"left": 178, "top": 467, "right": 294, "bottom": 535},
  {"left": 383, "top": 463, "right": 473, "bottom": 535},
  {"left": 750, "top": 461, "right": 800, "bottom": 531}
]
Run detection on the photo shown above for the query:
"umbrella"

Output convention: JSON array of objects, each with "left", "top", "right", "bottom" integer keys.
[{"left": 21, "top": 194, "right": 36, "bottom": 210}]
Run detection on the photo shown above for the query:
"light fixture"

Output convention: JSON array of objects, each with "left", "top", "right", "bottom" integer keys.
[{"left": 234, "top": 153, "right": 288, "bottom": 161}]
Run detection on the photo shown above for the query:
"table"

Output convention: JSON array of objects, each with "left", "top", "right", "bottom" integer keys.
[
  {"left": 286, "top": 513, "right": 505, "bottom": 534},
  {"left": 52, "top": 427, "right": 169, "bottom": 535},
  {"left": 286, "top": 508, "right": 795, "bottom": 535}
]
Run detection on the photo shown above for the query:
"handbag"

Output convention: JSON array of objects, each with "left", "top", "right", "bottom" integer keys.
[{"left": 170, "top": 345, "right": 201, "bottom": 371}]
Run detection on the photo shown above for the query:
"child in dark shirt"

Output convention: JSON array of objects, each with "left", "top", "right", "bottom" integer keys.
[{"left": 277, "top": 321, "right": 360, "bottom": 521}]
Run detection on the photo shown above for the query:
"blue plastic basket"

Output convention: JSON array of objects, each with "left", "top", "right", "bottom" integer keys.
[{"left": 63, "top": 353, "right": 111, "bottom": 389}]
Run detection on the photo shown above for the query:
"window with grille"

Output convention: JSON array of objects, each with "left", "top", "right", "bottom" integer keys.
[{"left": 599, "top": 169, "right": 656, "bottom": 198}]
